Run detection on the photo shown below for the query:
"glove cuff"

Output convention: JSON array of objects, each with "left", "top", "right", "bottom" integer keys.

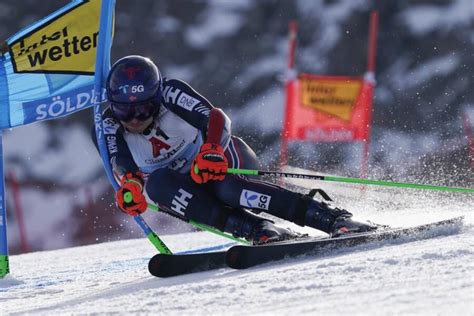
[
  {"left": 124, "top": 178, "right": 143, "bottom": 191},
  {"left": 200, "top": 143, "right": 224, "bottom": 152},
  {"left": 120, "top": 171, "right": 144, "bottom": 189}
]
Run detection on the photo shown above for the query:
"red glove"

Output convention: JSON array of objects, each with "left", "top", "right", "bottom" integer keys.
[
  {"left": 116, "top": 172, "right": 148, "bottom": 216},
  {"left": 191, "top": 143, "right": 228, "bottom": 184}
]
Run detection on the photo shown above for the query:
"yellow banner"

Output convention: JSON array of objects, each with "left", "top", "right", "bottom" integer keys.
[
  {"left": 300, "top": 77, "right": 362, "bottom": 121},
  {"left": 9, "top": 0, "right": 100, "bottom": 74}
]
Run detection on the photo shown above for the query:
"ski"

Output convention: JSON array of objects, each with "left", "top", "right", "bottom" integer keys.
[
  {"left": 148, "top": 216, "right": 463, "bottom": 276},
  {"left": 226, "top": 216, "right": 464, "bottom": 270},
  {"left": 148, "top": 250, "right": 227, "bottom": 277}
]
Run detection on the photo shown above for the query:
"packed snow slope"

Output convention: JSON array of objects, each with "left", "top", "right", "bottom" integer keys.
[{"left": 1, "top": 175, "right": 473, "bottom": 315}]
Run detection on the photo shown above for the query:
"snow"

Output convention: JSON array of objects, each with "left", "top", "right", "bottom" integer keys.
[
  {"left": 388, "top": 54, "right": 460, "bottom": 91},
  {"left": 185, "top": 1, "right": 249, "bottom": 49},
  {"left": 465, "top": 106, "right": 474, "bottom": 124},
  {"left": 4, "top": 123, "right": 101, "bottom": 184},
  {"left": 1, "top": 178, "right": 473, "bottom": 315},
  {"left": 401, "top": 0, "right": 474, "bottom": 36},
  {"left": 153, "top": 15, "right": 181, "bottom": 34},
  {"left": 296, "top": 0, "right": 370, "bottom": 74},
  {"left": 229, "top": 87, "right": 285, "bottom": 134},
  {"left": 232, "top": 52, "right": 287, "bottom": 91}
]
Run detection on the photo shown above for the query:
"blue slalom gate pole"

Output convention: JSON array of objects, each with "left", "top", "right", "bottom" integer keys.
[
  {"left": 92, "top": 0, "right": 172, "bottom": 255},
  {"left": 0, "top": 130, "right": 9, "bottom": 277}
]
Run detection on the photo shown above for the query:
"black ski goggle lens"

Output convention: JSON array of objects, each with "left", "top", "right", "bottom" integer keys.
[{"left": 111, "top": 101, "right": 157, "bottom": 122}]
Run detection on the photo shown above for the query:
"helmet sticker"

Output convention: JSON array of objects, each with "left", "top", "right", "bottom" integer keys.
[{"left": 122, "top": 66, "right": 141, "bottom": 79}]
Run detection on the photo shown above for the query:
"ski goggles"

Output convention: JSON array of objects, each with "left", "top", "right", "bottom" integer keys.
[{"left": 110, "top": 99, "right": 159, "bottom": 122}]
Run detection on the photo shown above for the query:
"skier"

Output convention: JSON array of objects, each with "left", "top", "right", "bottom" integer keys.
[{"left": 93, "top": 55, "right": 378, "bottom": 245}]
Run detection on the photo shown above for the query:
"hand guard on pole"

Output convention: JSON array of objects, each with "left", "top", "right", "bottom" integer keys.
[
  {"left": 191, "top": 143, "right": 228, "bottom": 184},
  {"left": 116, "top": 172, "right": 148, "bottom": 216}
]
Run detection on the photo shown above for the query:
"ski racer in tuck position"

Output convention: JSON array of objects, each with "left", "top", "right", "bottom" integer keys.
[{"left": 93, "top": 55, "right": 378, "bottom": 245}]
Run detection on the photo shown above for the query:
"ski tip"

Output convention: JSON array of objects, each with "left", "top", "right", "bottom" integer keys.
[
  {"left": 148, "top": 251, "right": 229, "bottom": 277},
  {"left": 148, "top": 254, "right": 170, "bottom": 277},
  {"left": 226, "top": 246, "right": 246, "bottom": 269}
]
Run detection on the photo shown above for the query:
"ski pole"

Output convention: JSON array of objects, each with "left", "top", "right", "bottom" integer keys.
[
  {"left": 226, "top": 168, "right": 474, "bottom": 193},
  {"left": 133, "top": 215, "right": 173, "bottom": 254},
  {"left": 118, "top": 182, "right": 172, "bottom": 253},
  {"left": 147, "top": 203, "right": 249, "bottom": 244}
]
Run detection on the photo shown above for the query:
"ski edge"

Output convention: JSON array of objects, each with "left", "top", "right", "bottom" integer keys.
[{"left": 148, "top": 250, "right": 227, "bottom": 278}]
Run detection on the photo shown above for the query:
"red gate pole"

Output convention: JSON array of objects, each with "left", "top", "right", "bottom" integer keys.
[
  {"left": 8, "top": 171, "right": 29, "bottom": 253},
  {"left": 361, "top": 10, "right": 379, "bottom": 179},
  {"left": 280, "top": 20, "right": 298, "bottom": 169},
  {"left": 367, "top": 11, "right": 379, "bottom": 74},
  {"left": 462, "top": 112, "right": 474, "bottom": 168}
]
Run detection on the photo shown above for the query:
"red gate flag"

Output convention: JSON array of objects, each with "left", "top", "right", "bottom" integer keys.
[{"left": 283, "top": 73, "right": 374, "bottom": 142}]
